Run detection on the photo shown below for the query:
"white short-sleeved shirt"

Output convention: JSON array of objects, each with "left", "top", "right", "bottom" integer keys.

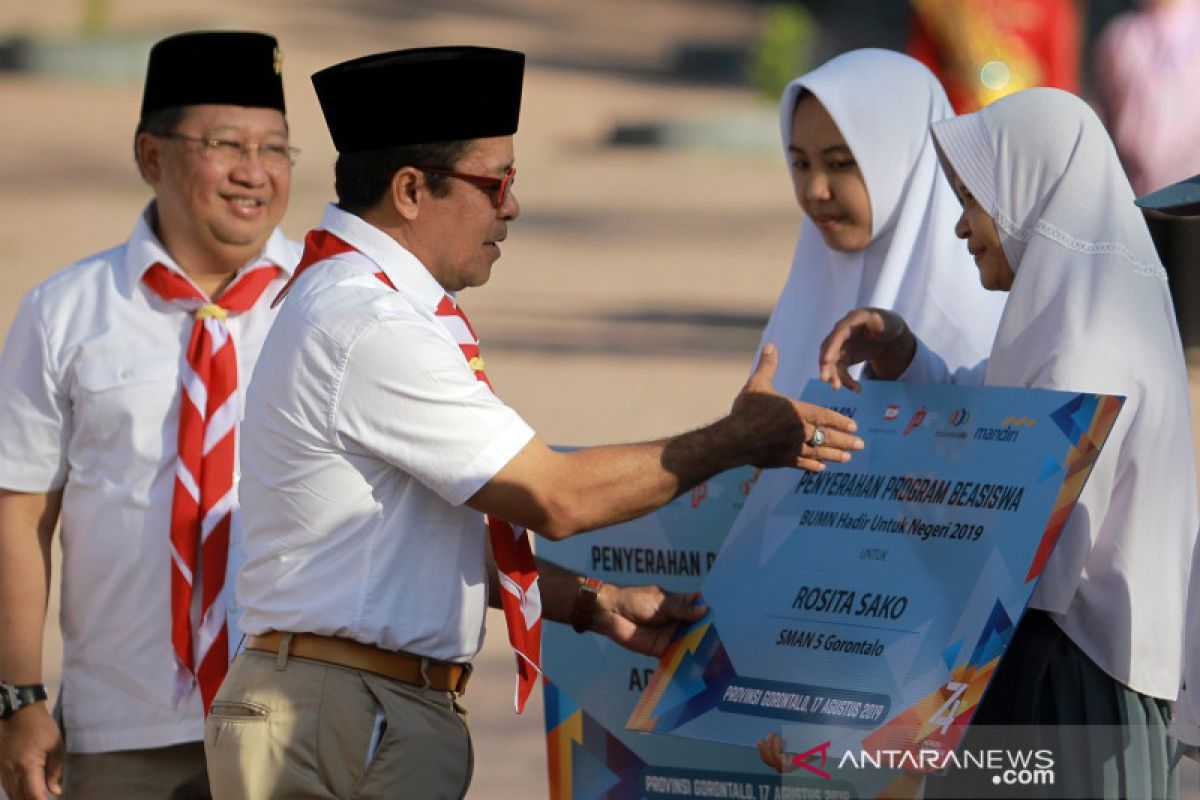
[
  {"left": 237, "top": 205, "right": 535, "bottom": 663},
  {"left": 0, "top": 205, "right": 299, "bottom": 753}
]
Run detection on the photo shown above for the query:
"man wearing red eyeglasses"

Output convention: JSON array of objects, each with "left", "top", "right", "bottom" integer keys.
[{"left": 206, "top": 46, "right": 862, "bottom": 799}]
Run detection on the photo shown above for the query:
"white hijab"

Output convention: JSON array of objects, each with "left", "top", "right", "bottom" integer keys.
[
  {"left": 757, "top": 48, "right": 1005, "bottom": 397},
  {"left": 932, "top": 87, "right": 1199, "bottom": 699}
]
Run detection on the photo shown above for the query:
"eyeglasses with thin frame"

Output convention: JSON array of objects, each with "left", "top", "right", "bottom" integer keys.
[
  {"left": 417, "top": 166, "right": 516, "bottom": 209},
  {"left": 159, "top": 132, "right": 299, "bottom": 173}
]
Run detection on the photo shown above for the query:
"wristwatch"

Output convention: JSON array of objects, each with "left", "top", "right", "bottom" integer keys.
[
  {"left": 0, "top": 682, "right": 48, "bottom": 720},
  {"left": 570, "top": 577, "right": 603, "bottom": 633}
]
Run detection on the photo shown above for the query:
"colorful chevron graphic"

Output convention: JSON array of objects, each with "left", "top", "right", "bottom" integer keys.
[
  {"left": 859, "top": 599, "right": 1015, "bottom": 762},
  {"left": 545, "top": 680, "right": 648, "bottom": 800},
  {"left": 626, "top": 615, "right": 737, "bottom": 733},
  {"left": 1025, "top": 393, "right": 1123, "bottom": 582}
]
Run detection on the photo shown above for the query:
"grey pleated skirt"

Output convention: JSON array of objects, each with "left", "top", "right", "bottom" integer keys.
[{"left": 925, "top": 610, "right": 1182, "bottom": 799}]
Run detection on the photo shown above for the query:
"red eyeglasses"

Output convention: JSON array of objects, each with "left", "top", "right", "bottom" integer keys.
[{"left": 418, "top": 166, "right": 516, "bottom": 208}]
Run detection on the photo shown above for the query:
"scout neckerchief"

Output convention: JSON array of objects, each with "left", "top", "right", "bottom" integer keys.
[
  {"left": 142, "top": 261, "right": 281, "bottom": 714},
  {"left": 276, "top": 228, "right": 543, "bottom": 713}
]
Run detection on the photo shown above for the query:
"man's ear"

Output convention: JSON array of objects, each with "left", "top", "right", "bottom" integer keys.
[
  {"left": 390, "top": 167, "right": 425, "bottom": 221},
  {"left": 136, "top": 132, "right": 165, "bottom": 184}
]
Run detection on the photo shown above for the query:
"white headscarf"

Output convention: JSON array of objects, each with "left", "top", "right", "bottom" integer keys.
[
  {"left": 932, "top": 87, "right": 1199, "bottom": 699},
  {"left": 757, "top": 48, "right": 1005, "bottom": 397}
]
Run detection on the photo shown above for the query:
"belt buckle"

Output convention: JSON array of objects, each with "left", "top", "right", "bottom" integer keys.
[{"left": 454, "top": 662, "right": 473, "bottom": 695}]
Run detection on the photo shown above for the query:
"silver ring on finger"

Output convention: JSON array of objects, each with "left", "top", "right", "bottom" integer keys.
[{"left": 806, "top": 425, "right": 826, "bottom": 448}]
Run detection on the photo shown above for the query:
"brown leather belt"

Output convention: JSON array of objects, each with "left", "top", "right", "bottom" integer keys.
[{"left": 246, "top": 631, "right": 471, "bottom": 695}]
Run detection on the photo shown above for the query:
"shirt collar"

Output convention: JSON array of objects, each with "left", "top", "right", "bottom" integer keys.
[
  {"left": 123, "top": 201, "right": 296, "bottom": 292},
  {"left": 317, "top": 203, "right": 449, "bottom": 312}
]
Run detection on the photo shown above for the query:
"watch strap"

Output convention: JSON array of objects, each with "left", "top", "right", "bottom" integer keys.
[
  {"left": 569, "top": 577, "right": 603, "bottom": 633},
  {"left": 0, "top": 683, "right": 48, "bottom": 720}
]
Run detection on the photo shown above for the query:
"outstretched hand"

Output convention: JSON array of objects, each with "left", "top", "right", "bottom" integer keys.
[
  {"left": 590, "top": 583, "right": 707, "bottom": 657},
  {"left": 731, "top": 343, "right": 863, "bottom": 472},
  {"left": 818, "top": 307, "right": 915, "bottom": 392}
]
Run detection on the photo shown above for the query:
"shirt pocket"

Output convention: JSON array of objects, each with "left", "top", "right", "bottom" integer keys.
[
  {"left": 75, "top": 351, "right": 177, "bottom": 393},
  {"left": 69, "top": 350, "right": 180, "bottom": 477}
]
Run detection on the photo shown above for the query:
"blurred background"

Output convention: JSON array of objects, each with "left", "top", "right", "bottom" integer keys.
[{"left": 1, "top": 0, "right": 1198, "bottom": 797}]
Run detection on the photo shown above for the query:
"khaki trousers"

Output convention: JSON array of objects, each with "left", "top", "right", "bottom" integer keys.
[
  {"left": 64, "top": 740, "right": 210, "bottom": 799},
  {"left": 204, "top": 649, "right": 473, "bottom": 799}
]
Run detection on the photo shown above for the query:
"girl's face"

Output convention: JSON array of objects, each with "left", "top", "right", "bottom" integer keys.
[
  {"left": 949, "top": 172, "right": 1015, "bottom": 291},
  {"left": 789, "top": 94, "right": 872, "bottom": 252}
]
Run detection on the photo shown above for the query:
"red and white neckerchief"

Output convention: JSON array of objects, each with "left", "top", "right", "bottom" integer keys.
[
  {"left": 277, "top": 229, "right": 543, "bottom": 713},
  {"left": 142, "top": 262, "right": 282, "bottom": 715},
  {"left": 437, "top": 293, "right": 543, "bottom": 713}
]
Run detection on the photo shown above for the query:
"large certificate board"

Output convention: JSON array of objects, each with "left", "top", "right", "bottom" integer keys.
[
  {"left": 541, "top": 468, "right": 837, "bottom": 799},
  {"left": 625, "top": 381, "right": 1121, "bottom": 790}
]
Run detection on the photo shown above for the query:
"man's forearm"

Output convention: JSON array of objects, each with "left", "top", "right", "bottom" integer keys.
[
  {"left": 526, "top": 556, "right": 707, "bottom": 657},
  {"left": 552, "top": 416, "right": 749, "bottom": 537},
  {"left": 552, "top": 388, "right": 819, "bottom": 537},
  {"left": 0, "top": 490, "right": 60, "bottom": 684},
  {"left": 470, "top": 345, "right": 860, "bottom": 540},
  {"left": 527, "top": 557, "right": 584, "bottom": 625},
  {"left": 486, "top": 551, "right": 600, "bottom": 636},
  {"left": 484, "top": 536, "right": 588, "bottom": 622}
]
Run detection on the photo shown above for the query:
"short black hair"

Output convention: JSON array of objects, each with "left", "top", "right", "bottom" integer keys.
[
  {"left": 334, "top": 139, "right": 473, "bottom": 215},
  {"left": 133, "top": 105, "right": 189, "bottom": 179}
]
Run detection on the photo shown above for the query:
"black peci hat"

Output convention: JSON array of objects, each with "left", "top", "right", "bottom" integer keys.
[
  {"left": 141, "top": 31, "right": 286, "bottom": 119},
  {"left": 311, "top": 46, "right": 524, "bottom": 154}
]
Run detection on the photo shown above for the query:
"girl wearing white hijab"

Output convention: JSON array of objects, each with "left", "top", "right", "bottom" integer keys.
[
  {"left": 819, "top": 87, "right": 1198, "bottom": 797},
  {"left": 758, "top": 48, "right": 1004, "bottom": 399},
  {"left": 756, "top": 48, "right": 1004, "bottom": 776}
]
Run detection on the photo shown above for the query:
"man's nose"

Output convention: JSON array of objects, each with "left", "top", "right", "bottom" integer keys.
[
  {"left": 228, "top": 145, "right": 272, "bottom": 184},
  {"left": 500, "top": 188, "right": 519, "bottom": 221}
]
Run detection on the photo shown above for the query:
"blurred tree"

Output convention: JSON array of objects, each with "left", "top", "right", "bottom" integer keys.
[
  {"left": 82, "top": 0, "right": 110, "bottom": 36},
  {"left": 748, "top": 3, "right": 816, "bottom": 99}
]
